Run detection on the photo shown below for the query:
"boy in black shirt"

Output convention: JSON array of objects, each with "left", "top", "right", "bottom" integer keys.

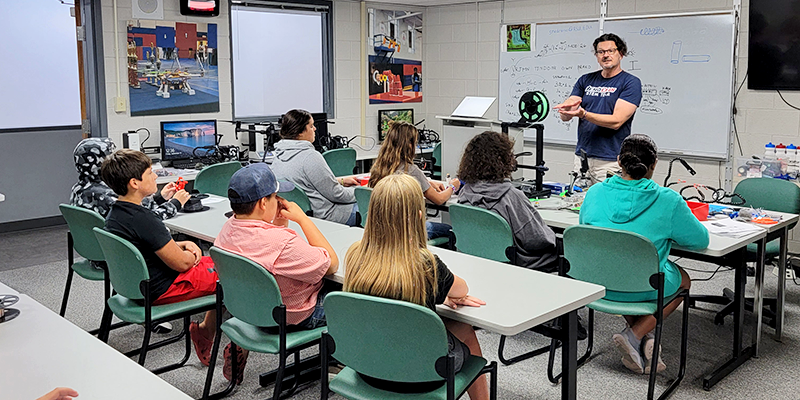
[{"left": 101, "top": 150, "right": 221, "bottom": 371}]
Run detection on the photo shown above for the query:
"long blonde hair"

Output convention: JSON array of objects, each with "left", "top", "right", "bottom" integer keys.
[
  {"left": 368, "top": 121, "right": 418, "bottom": 188},
  {"left": 344, "top": 174, "right": 437, "bottom": 306}
]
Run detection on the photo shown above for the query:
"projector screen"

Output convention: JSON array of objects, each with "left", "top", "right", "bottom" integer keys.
[
  {"left": 0, "top": 2, "right": 82, "bottom": 131},
  {"left": 231, "top": 6, "right": 329, "bottom": 120}
]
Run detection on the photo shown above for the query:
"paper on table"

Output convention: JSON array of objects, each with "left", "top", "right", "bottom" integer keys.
[
  {"left": 702, "top": 218, "right": 764, "bottom": 238},
  {"left": 202, "top": 197, "right": 227, "bottom": 205}
]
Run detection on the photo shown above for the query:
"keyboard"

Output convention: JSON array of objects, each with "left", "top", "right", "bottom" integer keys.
[{"left": 172, "top": 160, "right": 203, "bottom": 170}]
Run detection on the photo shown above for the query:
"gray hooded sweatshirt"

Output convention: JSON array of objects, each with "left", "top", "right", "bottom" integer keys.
[
  {"left": 458, "top": 181, "right": 558, "bottom": 271},
  {"left": 270, "top": 139, "right": 356, "bottom": 224}
]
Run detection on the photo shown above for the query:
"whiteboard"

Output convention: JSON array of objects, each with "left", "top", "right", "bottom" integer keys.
[
  {"left": 499, "top": 21, "right": 600, "bottom": 145},
  {"left": 604, "top": 14, "right": 735, "bottom": 159},
  {"left": 498, "top": 13, "right": 736, "bottom": 159}
]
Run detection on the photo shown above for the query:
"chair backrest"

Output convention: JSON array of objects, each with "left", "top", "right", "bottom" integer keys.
[
  {"left": 209, "top": 247, "right": 284, "bottom": 327},
  {"left": 193, "top": 161, "right": 242, "bottom": 197},
  {"left": 59, "top": 204, "right": 106, "bottom": 262},
  {"left": 563, "top": 225, "right": 659, "bottom": 293},
  {"left": 353, "top": 186, "right": 372, "bottom": 228},
  {"left": 322, "top": 148, "right": 357, "bottom": 177},
  {"left": 734, "top": 177, "right": 800, "bottom": 215},
  {"left": 281, "top": 186, "right": 313, "bottom": 216},
  {"left": 92, "top": 227, "right": 150, "bottom": 300},
  {"left": 324, "top": 292, "right": 449, "bottom": 382},
  {"left": 432, "top": 142, "right": 442, "bottom": 168},
  {"left": 449, "top": 203, "right": 514, "bottom": 263}
]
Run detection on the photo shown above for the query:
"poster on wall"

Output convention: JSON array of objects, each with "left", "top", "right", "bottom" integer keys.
[
  {"left": 127, "top": 20, "right": 219, "bottom": 116},
  {"left": 368, "top": 9, "right": 423, "bottom": 104},
  {"left": 507, "top": 24, "right": 531, "bottom": 52}
]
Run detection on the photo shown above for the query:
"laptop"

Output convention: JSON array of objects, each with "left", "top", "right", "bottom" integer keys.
[{"left": 451, "top": 96, "right": 496, "bottom": 118}]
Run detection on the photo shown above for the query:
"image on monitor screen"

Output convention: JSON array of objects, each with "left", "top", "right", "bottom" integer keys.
[
  {"left": 161, "top": 120, "right": 218, "bottom": 161},
  {"left": 378, "top": 109, "right": 414, "bottom": 142}
]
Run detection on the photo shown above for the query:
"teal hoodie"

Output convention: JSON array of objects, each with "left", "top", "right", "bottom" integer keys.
[{"left": 579, "top": 175, "right": 709, "bottom": 300}]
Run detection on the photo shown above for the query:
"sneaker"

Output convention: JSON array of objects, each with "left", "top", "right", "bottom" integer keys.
[
  {"left": 152, "top": 322, "right": 173, "bottom": 334},
  {"left": 612, "top": 330, "right": 644, "bottom": 374},
  {"left": 189, "top": 322, "right": 213, "bottom": 366},
  {"left": 642, "top": 331, "right": 666, "bottom": 374},
  {"left": 223, "top": 343, "right": 249, "bottom": 384}
]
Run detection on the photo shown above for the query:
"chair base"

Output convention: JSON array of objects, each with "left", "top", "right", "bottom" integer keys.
[
  {"left": 689, "top": 292, "right": 777, "bottom": 329},
  {"left": 259, "top": 354, "right": 321, "bottom": 388}
]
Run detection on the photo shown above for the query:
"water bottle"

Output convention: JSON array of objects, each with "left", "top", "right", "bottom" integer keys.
[
  {"left": 765, "top": 142, "right": 776, "bottom": 160},
  {"left": 788, "top": 144, "right": 799, "bottom": 175},
  {"left": 776, "top": 143, "right": 787, "bottom": 159}
]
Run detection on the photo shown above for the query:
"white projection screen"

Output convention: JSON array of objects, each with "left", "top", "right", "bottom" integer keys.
[
  {"left": 0, "top": 2, "right": 81, "bottom": 130},
  {"left": 231, "top": 6, "right": 327, "bottom": 119}
]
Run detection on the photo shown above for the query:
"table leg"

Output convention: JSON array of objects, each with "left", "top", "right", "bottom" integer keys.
[
  {"left": 561, "top": 310, "right": 577, "bottom": 400},
  {"left": 703, "top": 248, "right": 756, "bottom": 390},
  {"left": 776, "top": 226, "right": 788, "bottom": 341},
  {"left": 753, "top": 237, "right": 766, "bottom": 356}
]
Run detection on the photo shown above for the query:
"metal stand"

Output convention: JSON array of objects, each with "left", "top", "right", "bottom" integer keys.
[{"left": 502, "top": 122, "right": 550, "bottom": 199}]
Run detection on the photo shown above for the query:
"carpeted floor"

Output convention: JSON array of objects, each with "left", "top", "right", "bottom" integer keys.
[{"left": 2, "top": 245, "right": 800, "bottom": 399}]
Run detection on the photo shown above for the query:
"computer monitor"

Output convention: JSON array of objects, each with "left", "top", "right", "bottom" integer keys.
[
  {"left": 378, "top": 109, "right": 413, "bottom": 142},
  {"left": 160, "top": 120, "right": 218, "bottom": 161}
]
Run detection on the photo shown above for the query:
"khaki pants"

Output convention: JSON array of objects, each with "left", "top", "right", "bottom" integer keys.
[{"left": 573, "top": 155, "right": 621, "bottom": 186}]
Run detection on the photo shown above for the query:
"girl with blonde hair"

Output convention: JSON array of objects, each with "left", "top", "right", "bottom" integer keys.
[
  {"left": 368, "top": 121, "right": 458, "bottom": 240},
  {"left": 345, "top": 174, "right": 488, "bottom": 399}
]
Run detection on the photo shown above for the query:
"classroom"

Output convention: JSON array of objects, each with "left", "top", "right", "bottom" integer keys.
[{"left": 3, "top": 0, "right": 800, "bottom": 399}]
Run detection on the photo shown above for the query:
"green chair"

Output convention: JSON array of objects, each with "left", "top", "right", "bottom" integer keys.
[
  {"left": 194, "top": 161, "right": 242, "bottom": 197},
  {"left": 203, "top": 247, "right": 327, "bottom": 400},
  {"left": 321, "top": 292, "right": 497, "bottom": 400},
  {"left": 93, "top": 227, "right": 216, "bottom": 374},
  {"left": 59, "top": 204, "right": 118, "bottom": 337},
  {"left": 322, "top": 148, "right": 357, "bottom": 177},
  {"left": 353, "top": 186, "right": 372, "bottom": 228},
  {"left": 449, "top": 203, "right": 516, "bottom": 263},
  {"left": 432, "top": 142, "right": 442, "bottom": 180},
  {"left": 356, "top": 185, "right": 448, "bottom": 246},
  {"left": 712, "top": 177, "right": 800, "bottom": 326},
  {"left": 281, "top": 186, "right": 314, "bottom": 217},
  {"left": 560, "top": 225, "right": 689, "bottom": 400}
]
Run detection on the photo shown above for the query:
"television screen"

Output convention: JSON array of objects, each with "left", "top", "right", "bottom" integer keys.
[
  {"left": 181, "top": 0, "right": 220, "bottom": 16},
  {"left": 378, "top": 109, "right": 414, "bottom": 142},
  {"left": 749, "top": 1, "right": 800, "bottom": 90},
  {"left": 161, "top": 120, "right": 217, "bottom": 161}
]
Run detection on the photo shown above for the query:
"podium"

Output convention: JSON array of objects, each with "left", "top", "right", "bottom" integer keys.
[{"left": 435, "top": 116, "right": 524, "bottom": 180}]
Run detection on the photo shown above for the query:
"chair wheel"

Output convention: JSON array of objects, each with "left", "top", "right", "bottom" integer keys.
[{"left": 714, "top": 315, "right": 725, "bottom": 326}]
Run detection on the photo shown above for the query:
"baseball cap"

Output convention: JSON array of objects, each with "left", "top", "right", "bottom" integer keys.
[{"left": 227, "top": 163, "right": 295, "bottom": 204}]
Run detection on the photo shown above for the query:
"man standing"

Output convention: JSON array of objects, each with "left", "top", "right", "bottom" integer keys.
[{"left": 555, "top": 33, "right": 642, "bottom": 184}]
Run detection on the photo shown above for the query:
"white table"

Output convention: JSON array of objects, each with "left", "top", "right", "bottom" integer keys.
[
  {"left": 0, "top": 294, "right": 192, "bottom": 400},
  {"left": 0, "top": 281, "right": 18, "bottom": 295},
  {"left": 165, "top": 196, "right": 604, "bottom": 400}
]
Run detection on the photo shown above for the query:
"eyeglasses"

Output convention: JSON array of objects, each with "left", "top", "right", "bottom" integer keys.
[{"left": 595, "top": 48, "right": 617, "bottom": 56}]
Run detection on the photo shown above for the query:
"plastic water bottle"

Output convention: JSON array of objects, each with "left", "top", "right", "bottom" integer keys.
[
  {"left": 776, "top": 143, "right": 787, "bottom": 159},
  {"left": 765, "top": 142, "right": 776, "bottom": 160},
  {"left": 788, "top": 144, "right": 799, "bottom": 175}
]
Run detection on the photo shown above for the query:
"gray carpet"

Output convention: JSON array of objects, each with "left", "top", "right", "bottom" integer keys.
[
  {"left": 0, "top": 225, "right": 68, "bottom": 272},
  {"left": 2, "top": 256, "right": 800, "bottom": 399}
]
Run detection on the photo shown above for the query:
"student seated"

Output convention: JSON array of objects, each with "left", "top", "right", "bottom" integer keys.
[
  {"left": 457, "top": 131, "right": 559, "bottom": 271},
  {"left": 368, "top": 121, "right": 459, "bottom": 240},
  {"left": 100, "top": 150, "right": 220, "bottom": 374},
  {"left": 214, "top": 163, "right": 339, "bottom": 382},
  {"left": 270, "top": 109, "right": 359, "bottom": 226},
  {"left": 344, "top": 174, "right": 488, "bottom": 400},
  {"left": 579, "top": 134, "right": 709, "bottom": 374},
  {"left": 71, "top": 137, "right": 189, "bottom": 219}
]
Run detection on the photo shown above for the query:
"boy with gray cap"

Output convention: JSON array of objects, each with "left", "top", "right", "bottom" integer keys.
[{"left": 214, "top": 163, "right": 339, "bottom": 383}]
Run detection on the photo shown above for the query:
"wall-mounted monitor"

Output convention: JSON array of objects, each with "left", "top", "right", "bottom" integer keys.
[
  {"left": 161, "top": 120, "right": 218, "bottom": 161},
  {"left": 180, "top": 0, "right": 220, "bottom": 17},
  {"left": 749, "top": 0, "right": 800, "bottom": 90},
  {"left": 378, "top": 109, "right": 414, "bottom": 142}
]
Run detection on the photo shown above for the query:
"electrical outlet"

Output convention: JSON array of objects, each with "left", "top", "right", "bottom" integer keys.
[
  {"left": 115, "top": 97, "right": 127, "bottom": 113},
  {"left": 772, "top": 266, "right": 796, "bottom": 280}
]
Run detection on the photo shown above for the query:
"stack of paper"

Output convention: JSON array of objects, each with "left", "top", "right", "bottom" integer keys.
[{"left": 702, "top": 219, "right": 765, "bottom": 238}]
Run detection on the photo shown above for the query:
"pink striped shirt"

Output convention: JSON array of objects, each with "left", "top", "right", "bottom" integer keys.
[{"left": 214, "top": 217, "right": 331, "bottom": 325}]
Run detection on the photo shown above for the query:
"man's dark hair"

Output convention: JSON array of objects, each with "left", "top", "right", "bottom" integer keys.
[
  {"left": 593, "top": 33, "right": 628, "bottom": 56},
  {"left": 280, "top": 109, "right": 312, "bottom": 140},
  {"left": 100, "top": 149, "right": 152, "bottom": 196},
  {"left": 457, "top": 131, "right": 516, "bottom": 184},
  {"left": 619, "top": 134, "right": 658, "bottom": 180}
]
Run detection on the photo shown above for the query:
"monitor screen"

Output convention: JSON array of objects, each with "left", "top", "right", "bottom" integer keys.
[
  {"left": 749, "top": 0, "right": 800, "bottom": 90},
  {"left": 161, "top": 120, "right": 217, "bottom": 161},
  {"left": 378, "top": 109, "right": 414, "bottom": 142}
]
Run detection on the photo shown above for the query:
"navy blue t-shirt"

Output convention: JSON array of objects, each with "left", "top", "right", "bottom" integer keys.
[{"left": 570, "top": 70, "right": 642, "bottom": 161}]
